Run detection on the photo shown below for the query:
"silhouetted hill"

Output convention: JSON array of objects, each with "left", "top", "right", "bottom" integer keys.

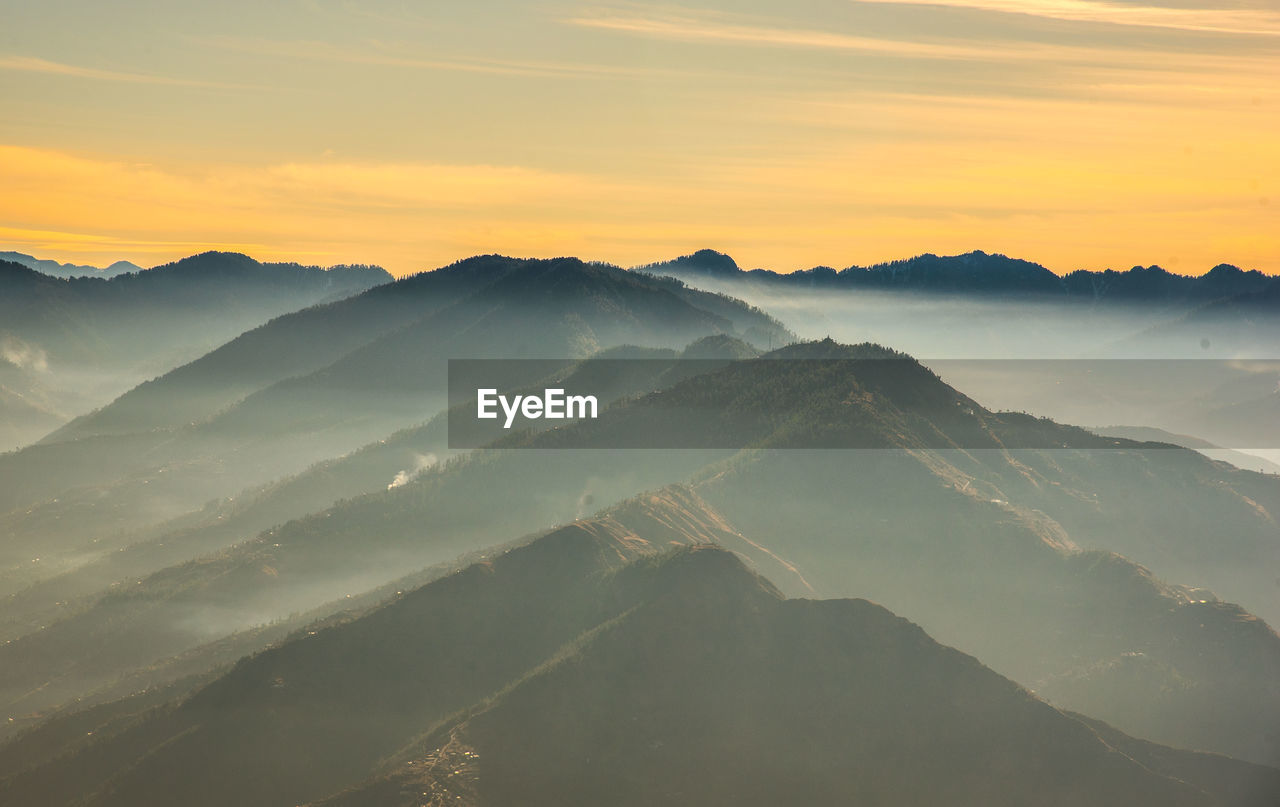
[
  {"left": 3, "top": 508, "right": 1270, "bottom": 807},
  {"left": 1061, "top": 262, "right": 1275, "bottom": 303},
  {"left": 642, "top": 249, "right": 1279, "bottom": 304}
]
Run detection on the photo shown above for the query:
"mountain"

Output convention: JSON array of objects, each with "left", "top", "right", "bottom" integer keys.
[
  {"left": 4, "top": 243, "right": 1275, "bottom": 805},
  {"left": 0, "top": 338, "right": 754, "bottom": 637},
  {"left": 2, "top": 342, "right": 1276, "bottom": 767},
  {"left": 39, "top": 254, "right": 523, "bottom": 442},
  {"left": 0, "top": 253, "right": 391, "bottom": 451},
  {"left": 642, "top": 248, "right": 1279, "bottom": 304},
  {"left": 1062, "top": 262, "right": 1276, "bottom": 305},
  {"left": 634, "top": 252, "right": 1280, "bottom": 505},
  {"left": 0, "top": 250, "right": 143, "bottom": 279},
  {"left": 0, "top": 258, "right": 791, "bottom": 554},
  {"left": 347, "top": 549, "right": 1272, "bottom": 807},
  {"left": 2, "top": 503, "right": 1272, "bottom": 807},
  {"left": 48, "top": 257, "right": 785, "bottom": 445},
  {"left": 0, "top": 253, "right": 391, "bottom": 369}
]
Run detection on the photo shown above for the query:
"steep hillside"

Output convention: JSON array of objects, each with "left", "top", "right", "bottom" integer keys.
[
  {"left": 0, "top": 258, "right": 789, "bottom": 536},
  {"left": 366, "top": 549, "right": 1227, "bottom": 807},
  {"left": 3, "top": 513, "right": 1270, "bottom": 807},
  {"left": 0, "top": 492, "right": 769, "bottom": 806}
]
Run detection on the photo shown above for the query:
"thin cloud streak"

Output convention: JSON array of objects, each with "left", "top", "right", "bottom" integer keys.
[
  {"left": 206, "top": 36, "right": 700, "bottom": 81},
  {"left": 0, "top": 55, "right": 247, "bottom": 88},
  {"left": 564, "top": 8, "right": 1277, "bottom": 64},
  {"left": 857, "top": 0, "right": 1280, "bottom": 37},
  {"left": 566, "top": 11, "right": 1021, "bottom": 60}
]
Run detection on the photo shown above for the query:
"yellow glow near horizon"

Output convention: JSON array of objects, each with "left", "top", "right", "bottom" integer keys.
[{"left": 1, "top": 1, "right": 1276, "bottom": 276}]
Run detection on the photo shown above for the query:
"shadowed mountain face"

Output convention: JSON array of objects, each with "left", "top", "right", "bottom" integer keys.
[
  {"left": 2, "top": 499, "right": 1272, "bottom": 807},
  {"left": 389, "top": 554, "right": 1230, "bottom": 807},
  {"left": 0, "top": 253, "right": 390, "bottom": 451},
  {"left": 0, "top": 492, "right": 768, "bottom": 807}
]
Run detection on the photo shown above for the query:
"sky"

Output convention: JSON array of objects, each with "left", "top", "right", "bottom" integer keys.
[{"left": 2, "top": 0, "right": 1277, "bottom": 276}]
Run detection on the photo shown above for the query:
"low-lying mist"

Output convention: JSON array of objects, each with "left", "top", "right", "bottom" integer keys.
[{"left": 662, "top": 279, "right": 1280, "bottom": 454}]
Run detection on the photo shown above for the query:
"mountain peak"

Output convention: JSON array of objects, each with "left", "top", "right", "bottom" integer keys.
[
  {"left": 839, "top": 251, "right": 1061, "bottom": 292},
  {"left": 153, "top": 251, "right": 263, "bottom": 277},
  {"left": 638, "top": 249, "right": 740, "bottom": 277}
]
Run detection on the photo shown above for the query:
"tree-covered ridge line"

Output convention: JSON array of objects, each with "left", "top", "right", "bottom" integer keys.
[{"left": 640, "top": 248, "right": 1279, "bottom": 302}]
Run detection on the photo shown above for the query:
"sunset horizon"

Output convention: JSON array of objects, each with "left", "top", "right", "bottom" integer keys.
[{"left": 4, "top": 1, "right": 1276, "bottom": 277}]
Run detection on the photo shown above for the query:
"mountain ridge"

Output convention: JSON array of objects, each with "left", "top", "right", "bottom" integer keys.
[
  {"left": 0, "top": 252, "right": 393, "bottom": 451},
  {"left": 4, "top": 503, "right": 1273, "bottom": 806},
  {"left": 640, "top": 248, "right": 1278, "bottom": 303}
]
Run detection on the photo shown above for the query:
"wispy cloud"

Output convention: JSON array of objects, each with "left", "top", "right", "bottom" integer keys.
[
  {"left": 566, "top": 10, "right": 1012, "bottom": 60},
  {"left": 857, "top": 0, "right": 1280, "bottom": 37},
  {"left": 562, "top": 5, "right": 1253, "bottom": 62},
  {"left": 206, "top": 36, "right": 697, "bottom": 80},
  {"left": 565, "top": 4, "right": 1280, "bottom": 81},
  {"left": 0, "top": 55, "right": 245, "bottom": 88}
]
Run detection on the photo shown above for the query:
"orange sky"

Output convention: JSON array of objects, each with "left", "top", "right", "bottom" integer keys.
[{"left": 2, "top": 1, "right": 1277, "bottom": 276}]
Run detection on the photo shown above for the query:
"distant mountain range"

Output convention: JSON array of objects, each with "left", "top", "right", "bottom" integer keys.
[
  {"left": 641, "top": 249, "right": 1279, "bottom": 303},
  {"left": 0, "top": 252, "right": 391, "bottom": 451},
  {"left": 0, "top": 253, "right": 391, "bottom": 366},
  {"left": 0, "top": 251, "right": 144, "bottom": 279}
]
